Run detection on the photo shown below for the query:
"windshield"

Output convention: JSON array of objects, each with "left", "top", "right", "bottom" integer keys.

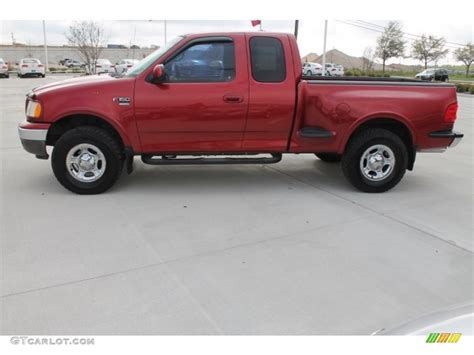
[{"left": 126, "top": 36, "right": 185, "bottom": 77}]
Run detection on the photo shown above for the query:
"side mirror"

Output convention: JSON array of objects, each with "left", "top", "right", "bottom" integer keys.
[{"left": 152, "top": 64, "right": 165, "bottom": 83}]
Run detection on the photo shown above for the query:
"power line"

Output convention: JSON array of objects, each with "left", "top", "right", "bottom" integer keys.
[
  {"left": 347, "top": 20, "right": 466, "bottom": 48},
  {"left": 337, "top": 20, "right": 463, "bottom": 50}
]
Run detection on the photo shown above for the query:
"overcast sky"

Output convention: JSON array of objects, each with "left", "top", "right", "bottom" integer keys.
[{"left": 1, "top": 20, "right": 472, "bottom": 65}]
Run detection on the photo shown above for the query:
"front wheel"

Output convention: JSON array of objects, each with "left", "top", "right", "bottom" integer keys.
[
  {"left": 341, "top": 128, "right": 408, "bottom": 193},
  {"left": 52, "top": 126, "right": 123, "bottom": 194}
]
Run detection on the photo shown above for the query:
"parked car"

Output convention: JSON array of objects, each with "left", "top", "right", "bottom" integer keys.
[
  {"left": 0, "top": 58, "right": 9, "bottom": 78},
  {"left": 415, "top": 68, "right": 449, "bottom": 82},
  {"left": 59, "top": 58, "right": 71, "bottom": 66},
  {"left": 17, "top": 58, "right": 45, "bottom": 78},
  {"left": 64, "top": 59, "right": 85, "bottom": 68},
  {"left": 333, "top": 64, "right": 344, "bottom": 76},
  {"left": 373, "top": 302, "right": 473, "bottom": 335},
  {"left": 324, "top": 63, "right": 344, "bottom": 76},
  {"left": 17, "top": 32, "right": 463, "bottom": 194},
  {"left": 95, "top": 59, "right": 116, "bottom": 74},
  {"left": 302, "top": 62, "right": 323, "bottom": 76},
  {"left": 116, "top": 59, "right": 139, "bottom": 74}
]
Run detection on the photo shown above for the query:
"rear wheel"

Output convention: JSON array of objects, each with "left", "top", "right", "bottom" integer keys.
[
  {"left": 315, "top": 153, "right": 341, "bottom": 163},
  {"left": 52, "top": 126, "right": 123, "bottom": 194},
  {"left": 341, "top": 128, "right": 408, "bottom": 193}
]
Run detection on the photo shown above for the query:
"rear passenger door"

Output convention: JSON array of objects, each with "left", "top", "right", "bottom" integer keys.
[{"left": 242, "top": 35, "right": 297, "bottom": 151}]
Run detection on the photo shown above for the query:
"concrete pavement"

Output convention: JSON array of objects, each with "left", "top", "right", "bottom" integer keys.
[{"left": 1, "top": 76, "right": 472, "bottom": 334}]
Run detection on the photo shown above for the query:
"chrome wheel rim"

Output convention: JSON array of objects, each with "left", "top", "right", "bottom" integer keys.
[
  {"left": 359, "top": 144, "right": 395, "bottom": 181},
  {"left": 66, "top": 143, "right": 106, "bottom": 183}
]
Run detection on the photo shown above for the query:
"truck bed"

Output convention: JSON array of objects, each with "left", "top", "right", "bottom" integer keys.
[{"left": 302, "top": 75, "right": 454, "bottom": 86}]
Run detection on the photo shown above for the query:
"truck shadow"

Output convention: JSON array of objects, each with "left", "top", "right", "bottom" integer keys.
[{"left": 116, "top": 159, "right": 353, "bottom": 194}]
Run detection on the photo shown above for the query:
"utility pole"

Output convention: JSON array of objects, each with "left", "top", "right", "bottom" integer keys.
[
  {"left": 132, "top": 25, "right": 137, "bottom": 59},
  {"left": 42, "top": 21, "right": 49, "bottom": 72},
  {"left": 164, "top": 20, "right": 167, "bottom": 44},
  {"left": 294, "top": 20, "right": 299, "bottom": 40},
  {"left": 322, "top": 20, "right": 328, "bottom": 76}
]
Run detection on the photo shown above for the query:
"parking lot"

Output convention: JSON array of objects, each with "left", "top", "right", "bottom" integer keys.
[{"left": 0, "top": 75, "right": 472, "bottom": 335}]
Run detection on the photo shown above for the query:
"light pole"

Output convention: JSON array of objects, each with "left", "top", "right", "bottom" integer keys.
[
  {"left": 42, "top": 20, "right": 49, "bottom": 72},
  {"left": 294, "top": 20, "right": 299, "bottom": 40},
  {"left": 322, "top": 20, "right": 328, "bottom": 76}
]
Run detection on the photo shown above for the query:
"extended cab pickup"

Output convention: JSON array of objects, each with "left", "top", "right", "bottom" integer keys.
[{"left": 18, "top": 32, "right": 463, "bottom": 194}]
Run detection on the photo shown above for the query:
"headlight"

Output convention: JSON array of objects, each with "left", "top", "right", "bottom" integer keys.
[{"left": 26, "top": 100, "right": 42, "bottom": 119}]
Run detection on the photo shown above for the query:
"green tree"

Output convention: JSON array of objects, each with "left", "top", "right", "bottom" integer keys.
[
  {"left": 411, "top": 35, "right": 449, "bottom": 69},
  {"left": 454, "top": 43, "right": 474, "bottom": 77},
  {"left": 375, "top": 21, "right": 406, "bottom": 74}
]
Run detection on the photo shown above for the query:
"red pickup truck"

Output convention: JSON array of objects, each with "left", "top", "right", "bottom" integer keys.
[{"left": 18, "top": 32, "right": 463, "bottom": 194}]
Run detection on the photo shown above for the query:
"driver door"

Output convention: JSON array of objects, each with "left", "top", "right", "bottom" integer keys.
[{"left": 134, "top": 35, "right": 249, "bottom": 153}]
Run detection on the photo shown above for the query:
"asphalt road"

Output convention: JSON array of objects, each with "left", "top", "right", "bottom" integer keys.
[{"left": 1, "top": 75, "right": 472, "bottom": 335}]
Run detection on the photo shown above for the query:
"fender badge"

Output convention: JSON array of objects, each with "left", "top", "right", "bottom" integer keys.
[{"left": 113, "top": 97, "right": 131, "bottom": 106}]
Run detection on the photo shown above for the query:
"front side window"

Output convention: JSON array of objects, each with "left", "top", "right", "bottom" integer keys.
[
  {"left": 250, "top": 37, "right": 286, "bottom": 83},
  {"left": 164, "top": 41, "right": 235, "bottom": 83}
]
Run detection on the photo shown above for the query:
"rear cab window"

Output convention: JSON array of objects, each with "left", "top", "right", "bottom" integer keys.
[{"left": 249, "top": 37, "right": 286, "bottom": 83}]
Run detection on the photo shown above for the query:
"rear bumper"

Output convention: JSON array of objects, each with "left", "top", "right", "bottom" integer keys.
[
  {"left": 429, "top": 130, "right": 464, "bottom": 147},
  {"left": 18, "top": 122, "right": 50, "bottom": 159},
  {"left": 419, "top": 130, "right": 464, "bottom": 152}
]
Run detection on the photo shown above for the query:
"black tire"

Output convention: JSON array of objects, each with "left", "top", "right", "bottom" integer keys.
[
  {"left": 52, "top": 126, "right": 123, "bottom": 194},
  {"left": 41, "top": 74, "right": 45, "bottom": 78},
  {"left": 341, "top": 128, "right": 408, "bottom": 193},
  {"left": 315, "top": 153, "right": 341, "bottom": 163}
]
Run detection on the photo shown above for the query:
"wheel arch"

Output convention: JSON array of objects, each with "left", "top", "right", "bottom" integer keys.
[
  {"left": 46, "top": 113, "right": 129, "bottom": 150},
  {"left": 340, "top": 115, "right": 416, "bottom": 170}
]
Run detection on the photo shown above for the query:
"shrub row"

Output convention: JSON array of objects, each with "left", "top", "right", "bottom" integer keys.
[
  {"left": 344, "top": 69, "right": 390, "bottom": 77},
  {"left": 454, "top": 83, "right": 474, "bottom": 94}
]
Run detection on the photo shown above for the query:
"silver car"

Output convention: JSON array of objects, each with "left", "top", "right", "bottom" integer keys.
[
  {"left": 116, "top": 59, "right": 139, "bottom": 74},
  {"left": 17, "top": 58, "right": 45, "bottom": 78},
  {"left": 0, "top": 58, "right": 10, "bottom": 78},
  {"left": 95, "top": 59, "right": 116, "bottom": 74}
]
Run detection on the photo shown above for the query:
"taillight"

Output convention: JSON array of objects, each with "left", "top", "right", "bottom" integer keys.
[
  {"left": 444, "top": 103, "right": 458, "bottom": 123},
  {"left": 127, "top": 64, "right": 132, "bottom": 67},
  {"left": 21, "top": 64, "right": 28, "bottom": 67},
  {"left": 111, "top": 65, "right": 115, "bottom": 68},
  {"left": 38, "top": 64, "right": 44, "bottom": 67},
  {"left": 96, "top": 65, "right": 102, "bottom": 67}
]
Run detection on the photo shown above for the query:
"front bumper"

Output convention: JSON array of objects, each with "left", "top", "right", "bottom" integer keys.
[{"left": 18, "top": 122, "right": 50, "bottom": 159}]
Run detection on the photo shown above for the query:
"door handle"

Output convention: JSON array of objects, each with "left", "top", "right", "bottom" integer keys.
[{"left": 223, "top": 94, "right": 244, "bottom": 103}]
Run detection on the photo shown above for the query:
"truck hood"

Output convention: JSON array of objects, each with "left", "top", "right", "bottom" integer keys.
[{"left": 32, "top": 74, "right": 119, "bottom": 96}]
